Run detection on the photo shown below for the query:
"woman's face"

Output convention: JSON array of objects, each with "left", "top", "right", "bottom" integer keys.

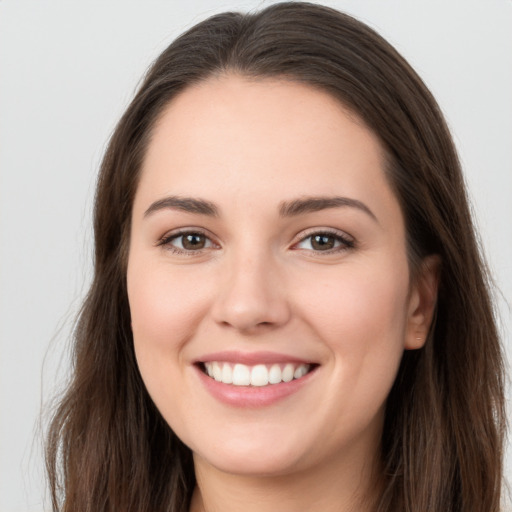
[{"left": 127, "top": 75, "right": 433, "bottom": 478}]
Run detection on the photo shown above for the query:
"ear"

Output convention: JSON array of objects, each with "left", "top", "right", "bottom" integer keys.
[{"left": 405, "top": 255, "right": 441, "bottom": 350}]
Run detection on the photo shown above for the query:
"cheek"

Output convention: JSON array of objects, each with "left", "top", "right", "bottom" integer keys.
[
  {"left": 126, "top": 258, "right": 212, "bottom": 428},
  {"left": 301, "top": 264, "right": 409, "bottom": 426},
  {"left": 128, "top": 260, "right": 209, "bottom": 350},
  {"left": 126, "top": 258, "right": 213, "bottom": 414},
  {"left": 295, "top": 260, "right": 410, "bottom": 403},
  {"left": 300, "top": 264, "right": 408, "bottom": 339}
]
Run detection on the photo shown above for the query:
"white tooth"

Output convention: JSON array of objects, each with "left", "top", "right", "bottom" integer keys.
[
  {"left": 294, "top": 364, "right": 309, "bottom": 379},
  {"left": 251, "top": 364, "right": 269, "bottom": 387},
  {"left": 282, "top": 363, "right": 294, "bottom": 382},
  {"left": 232, "top": 363, "right": 251, "bottom": 386},
  {"left": 221, "top": 363, "right": 233, "bottom": 384},
  {"left": 212, "top": 362, "right": 222, "bottom": 382},
  {"left": 205, "top": 362, "right": 214, "bottom": 377},
  {"left": 268, "top": 364, "right": 282, "bottom": 384}
]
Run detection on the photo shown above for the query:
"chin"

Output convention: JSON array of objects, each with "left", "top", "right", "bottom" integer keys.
[
  {"left": 189, "top": 428, "right": 308, "bottom": 477},
  {"left": 194, "top": 447, "right": 303, "bottom": 477}
]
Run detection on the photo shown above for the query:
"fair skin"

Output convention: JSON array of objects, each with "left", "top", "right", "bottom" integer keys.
[{"left": 127, "top": 75, "right": 438, "bottom": 512}]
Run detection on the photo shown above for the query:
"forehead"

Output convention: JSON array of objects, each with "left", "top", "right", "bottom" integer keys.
[{"left": 135, "top": 74, "right": 399, "bottom": 221}]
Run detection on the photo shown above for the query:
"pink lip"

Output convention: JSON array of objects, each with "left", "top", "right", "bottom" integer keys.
[
  {"left": 196, "top": 350, "right": 313, "bottom": 365},
  {"left": 193, "top": 361, "right": 317, "bottom": 408}
]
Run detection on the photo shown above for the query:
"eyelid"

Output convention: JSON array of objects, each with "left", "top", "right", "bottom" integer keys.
[
  {"left": 155, "top": 226, "right": 354, "bottom": 255},
  {"left": 291, "top": 227, "right": 355, "bottom": 252},
  {"left": 156, "top": 227, "right": 220, "bottom": 254}
]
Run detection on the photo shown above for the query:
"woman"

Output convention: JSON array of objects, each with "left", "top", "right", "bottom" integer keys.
[{"left": 45, "top": 2, "right": 505, "bottom": 511}]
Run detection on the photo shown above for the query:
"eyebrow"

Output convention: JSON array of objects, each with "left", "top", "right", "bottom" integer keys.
[
  {"left": 279, "top": 196, "right": 378, "bottom": 222},
  {"left": 143, "top": 194, "right": 377, "bottom": 223},
  {"left": 144, "top": 196, "right": 219, "bottom": 218}
]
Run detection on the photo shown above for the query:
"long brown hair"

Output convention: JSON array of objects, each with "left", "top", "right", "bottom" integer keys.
[{"left": 45, "top": 3, "right": 505, "bottom": 511}]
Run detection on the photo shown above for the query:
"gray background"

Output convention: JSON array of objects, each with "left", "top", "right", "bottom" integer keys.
[{"left": 1, "top": 1, "right": 511, "bottom": 510}]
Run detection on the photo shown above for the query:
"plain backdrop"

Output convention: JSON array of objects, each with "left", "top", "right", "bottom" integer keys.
[{"left": 1, "top": 1, "right": 511, "bottom": 510}]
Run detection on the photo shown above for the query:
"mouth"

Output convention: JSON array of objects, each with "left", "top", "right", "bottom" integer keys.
[{"left": 199, "top": 361, "right": 317, "bottom": 387}]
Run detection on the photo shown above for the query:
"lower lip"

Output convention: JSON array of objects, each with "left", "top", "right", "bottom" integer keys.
[{"left": 195, "top": 365, "right": 316, "bottom": 408}]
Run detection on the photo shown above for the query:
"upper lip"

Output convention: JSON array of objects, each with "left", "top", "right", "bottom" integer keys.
[{"left": 195, "top": 350, "right": 315, "bottom": 365}]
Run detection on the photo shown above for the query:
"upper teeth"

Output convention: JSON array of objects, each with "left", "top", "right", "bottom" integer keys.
[{"left": 203, "top": 362, "right": 311, "bottom": 387}]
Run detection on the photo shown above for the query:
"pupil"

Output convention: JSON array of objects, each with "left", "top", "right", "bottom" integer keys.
[
  {"left": 312, "top": 234, "right": 334, "bottom": 250},
  {"left": 183, "top": 234, "right": 205, "bottom": 250}
]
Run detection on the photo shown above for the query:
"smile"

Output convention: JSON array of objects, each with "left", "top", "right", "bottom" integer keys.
[{"left": 202, "top": 362, "right": 312, "bottom": 387}]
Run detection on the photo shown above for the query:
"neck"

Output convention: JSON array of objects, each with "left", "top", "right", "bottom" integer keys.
[{"left": 189, "top": 448, "right": 382, "bottom": 512}]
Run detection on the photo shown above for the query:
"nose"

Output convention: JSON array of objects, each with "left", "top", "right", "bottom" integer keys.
[{"left": 211, "top": 250, "right": 291, "bottom": 333}]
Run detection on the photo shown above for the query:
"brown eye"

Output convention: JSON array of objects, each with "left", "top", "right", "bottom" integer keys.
[
  {"left": 294, "top": 231, "right": 354, "bottom": 253},
  {"left": 181, "top": 233, "right": 207, "bottom": 250},
  {"left": 311, "top": 234, "right": 336, "bottom": 250},
  {"left": 160, "top": 231, "right": 215, "bottom": 253}
]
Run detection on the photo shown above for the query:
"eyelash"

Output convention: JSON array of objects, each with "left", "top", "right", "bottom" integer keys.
[
  {"left": 157, "top": 229, "right": 216, "bottom": 255},
  {"left": 157, "top": 228, "right": 355, "bottom": 255},
  {"left": 292, "top": 228, "right": 355, "bottom": 254}
]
